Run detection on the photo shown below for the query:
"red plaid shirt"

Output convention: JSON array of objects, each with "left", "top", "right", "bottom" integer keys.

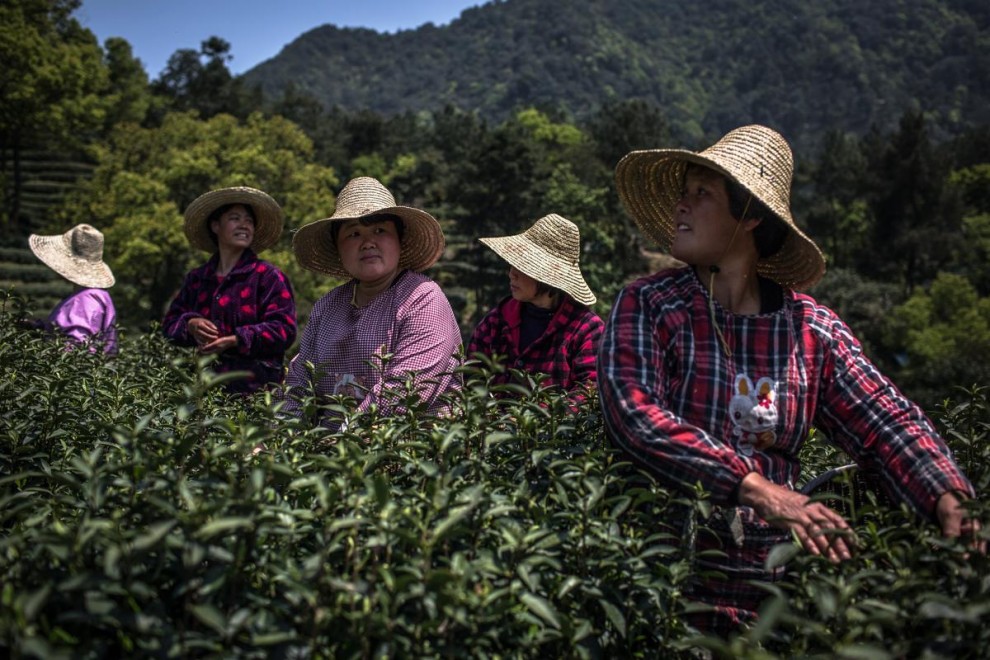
[
  {"left": 467, "top": 295, "right": 604, "bottom": 400},
  {"left": 598, "top": 267, "right": 975, "bottom": 630},
  {"left": 163, "top": 249, "right": 297, "bottom": 393}
]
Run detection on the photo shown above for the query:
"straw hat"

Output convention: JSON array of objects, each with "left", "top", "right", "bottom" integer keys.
[
  {"left": 615, "top": 124, "right": 826, "bottom": 291},
  {"left": 183, "top": 187, "right": 284, "bottom": 253},
  {"left": 29, "top": 224, "right": 115, "bottom": 289},
  {"left": 293, "top": 177, "right": 445, "bottom": 277},
  {"left": 479, "top": 213, "right": 596, "bottom": 306}
]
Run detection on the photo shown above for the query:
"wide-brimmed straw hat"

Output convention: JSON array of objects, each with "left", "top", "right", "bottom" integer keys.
[
  {"left": 183, "top": 186, "right": 284, "bottom": 253},
  {"left": 615, "top": 124, "right": 826, "bottom": 291},
  {"left": 479, "top": 213, "right": 597, "bottom": 306},
  {"left": 293, "top": 177, "right": 445, "bottom": 277},
  {"left": 29, "top": 224, "right": 115, "bottom": 289}
]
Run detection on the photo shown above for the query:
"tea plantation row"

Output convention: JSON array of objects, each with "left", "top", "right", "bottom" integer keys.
[{"left": 1, "top": 293, "right": 988, "bottom": 658}]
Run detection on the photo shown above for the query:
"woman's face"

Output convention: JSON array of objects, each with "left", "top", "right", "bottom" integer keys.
[
  {"left": 211, "top": 204, "right": 255, "bottom": 251},
  {"left": 337, "top": 218, "right": 402, "bottom": 284},
  {"left": 671, "top": 168, "right": 742, "bottom": 265},
  {"left": 508, "top": 266, "right": 553, "bottom": 308}
]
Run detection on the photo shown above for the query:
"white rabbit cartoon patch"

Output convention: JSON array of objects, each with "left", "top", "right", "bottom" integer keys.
[{"left": 729, "top": 374, "right": 778, "bottom": 456}]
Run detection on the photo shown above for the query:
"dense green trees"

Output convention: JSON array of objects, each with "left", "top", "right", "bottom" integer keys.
[
  {"left": 59, "top": 112, "right": 339, "bottom": 326},
  {"left": 0, "top": 0, "right": 109, "bottom": 229},
  {"left": 150, "top": 37, "right": 262, "bottom": 122},
  {"left": 241, "top": 0, "right": 990, "bottom": 149},
  {"left": 883, "top": 273, "right": 990, "bottom": 404}
]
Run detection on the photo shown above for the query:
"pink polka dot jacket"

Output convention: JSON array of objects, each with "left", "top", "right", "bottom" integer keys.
[{"left": 163, "top": 249, "right": 297, "bottom": 393}]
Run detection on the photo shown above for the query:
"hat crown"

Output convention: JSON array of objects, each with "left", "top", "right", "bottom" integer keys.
[
  {"left": 703, "top": 124, "right": 793, "bottom": 211},
  {"left": 66, "top": 224, "right": 104, "bottom": 263},
  {"left": 332, "top": 177, "right": 398, "bottom": 219},
  {"left": 523, "top": 214, "right": 581, "bottom": 265}
]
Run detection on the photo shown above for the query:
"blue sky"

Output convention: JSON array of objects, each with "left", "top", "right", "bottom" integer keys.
[{"left": 76, "top": 1, "right": 484, "bottom": 77}]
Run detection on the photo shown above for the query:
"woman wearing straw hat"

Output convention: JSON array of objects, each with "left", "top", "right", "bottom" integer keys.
[
  {"left": 28, "top": 223, "right": 118, "bottom": 353},
  {"left": 162, "top": 186, "right": 297, "bottom": 394},
  {"left": 598, "top": 125, "right": 979, "bottom": 634},
  {"left": 284, "top": 176, "right": 461, "bottom": 421},
  {"left": 467, "top": 214, "right": 604, "bottom": 402}
]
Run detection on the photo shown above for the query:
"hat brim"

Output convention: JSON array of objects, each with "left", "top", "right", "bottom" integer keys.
[
  {"left": 183, "top": 187, "right": 284, "bottom": 253},
  {"left": 615, "top": 149, "right": 826, "bottom": 291},
  {"left": 480, "top": 235, "right": 596, "bottom": 306},
  {"left": 293, "top": 206, "right": 445, "bottom": 277},
  {"left": 29, "top": 234, "right": 115, "bottom": 288}
]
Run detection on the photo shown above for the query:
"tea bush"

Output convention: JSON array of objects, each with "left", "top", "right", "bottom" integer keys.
[{"left": 1, "top": 291, "right": 988, "bottom": 659}]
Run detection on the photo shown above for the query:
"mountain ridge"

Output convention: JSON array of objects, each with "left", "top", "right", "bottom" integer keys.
[{"left": 241, "top": 0, "right": 990, "bottom": 146}]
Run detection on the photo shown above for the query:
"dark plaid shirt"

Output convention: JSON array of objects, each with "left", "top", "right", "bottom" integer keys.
[
  {"left": 598, "top": 267, "right": 975, "bottom": 631},
  {"left": 163, "top": 249, "right": 297, "bottom": 393},
  {"left": 468, "top": 295, "right": 604, "bottom": 401}
]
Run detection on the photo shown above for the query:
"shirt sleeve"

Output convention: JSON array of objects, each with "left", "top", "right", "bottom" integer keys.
[
  {"left": 49, "top": 290, "right": 110, "bottom": 347},
  {"left": 232, "top": 266, "right": 297, "bottom": 359},
  {"left": 362, "top": 282, "right": 462, "bottom": 415},
  {"left": 813, "top": 313, "right": 975, "bottom": 520},
  {"left": 566, "top": 312, "right": 604, "bottom": 405},
  {"left": 466, "top": 306, "right": 499, "bottom": 358},
  {"left": 280, "top": 296, "right": 324, "bottom": 417},
  {"left": 597, "top": 283, "right": 758, "bottom": 504},
  {"left": 162, "top": 271, "right": 201, "bottom": 346}
]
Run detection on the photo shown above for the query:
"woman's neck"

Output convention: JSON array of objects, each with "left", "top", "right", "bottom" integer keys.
[
  {"left": 216, "top": 246, "right": 246, "bottom": 276},
  {"left": 528, "top": 292, "right": 558, "bottom": 310},
  {"left": 696, "top": 258, "right": 762, "bottom": 315},
  {"left": 354, "top": 270, "right": 401, "bottom": 307}
]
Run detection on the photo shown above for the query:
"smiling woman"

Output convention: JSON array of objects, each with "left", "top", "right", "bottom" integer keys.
[
  {"left": 284, "top": 176, "right": 461, "bottom": 425},
  {"left": 162, "top": 186, "right": 297, "bottom": 394}
]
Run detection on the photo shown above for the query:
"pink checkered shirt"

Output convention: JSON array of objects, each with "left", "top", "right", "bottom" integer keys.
[{"left": 283, "top": 270, "right": 462, "bottom": 419}]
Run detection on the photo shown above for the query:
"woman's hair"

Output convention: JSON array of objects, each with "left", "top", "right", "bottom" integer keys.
[
  {"left": 534, "top": 280, "right": 564, "bottom": 307},
  {"left": 684, "top": 164, "right": 788, "bottom": 259},
  {"left": 533, "top": 280, "right": 561, "bottom": 297},
  {"left": 206, "top": 203, "right": 255, "bottom": 245},
  {"left": 330, "top": 214, "right": 405, "bottom": 248}
]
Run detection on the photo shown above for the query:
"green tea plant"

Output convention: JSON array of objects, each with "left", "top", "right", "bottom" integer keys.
[{"left": 1, "top": 290, "right": 988, "bottom": 659}]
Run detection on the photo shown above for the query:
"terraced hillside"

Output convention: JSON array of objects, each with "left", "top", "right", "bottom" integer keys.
[{"left": 0, "top": 148, "right": 94, "bottom": 316}]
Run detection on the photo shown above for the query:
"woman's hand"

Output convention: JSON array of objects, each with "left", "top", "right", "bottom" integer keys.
[
  {"left": 738, "top": 472, "right": 854, "bottom": 562},
  {"left": 936, "top": 491, "right": 986, "bottom": 554},
  {"left": 187, "top": 317, "right": 219, "bottom": 346},
  {"left": 198, "top": 335, "right": 238, "bottom": 355}
]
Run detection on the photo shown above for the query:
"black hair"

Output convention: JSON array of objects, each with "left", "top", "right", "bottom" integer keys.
[
  {"left": 683, "top": 164, "right": 788, "bottom": 259},
  {"left": 330, "top": 214, "right": 405, "bottom": 248},
  {"left": 206, "top": 203, "right": 255, "bottom": 245},
  {"left": 533, "top": 280, "right": 563, "bottom": 300},
  {"left": 724, "top": 179, "right": 788, "bottom": 258}
]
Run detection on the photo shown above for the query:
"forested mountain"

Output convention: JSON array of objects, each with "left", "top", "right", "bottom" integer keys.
[{"left": 242, "top": 0, "right": 990, "bottom": 147}]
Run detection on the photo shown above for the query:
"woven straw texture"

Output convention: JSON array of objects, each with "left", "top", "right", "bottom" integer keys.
[
  {"left": 30, "top": 224, "right": 115, "bottom": 289},
  {"left": 480, "top": 213, "right": 596, "bottom": 306},
  {"left": 293, "top": 177, "right": 445, "bottom": 277},
  {"left": 615, "top": 125, "right": 826, "bottom": 291},
  {"left": 183, "top": 187, "right": 284, "bottom": 253}
]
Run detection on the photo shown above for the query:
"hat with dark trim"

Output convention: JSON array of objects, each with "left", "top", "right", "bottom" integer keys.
[
  {"left": 183, "top": 186, "right": 284, "bottom": 253},
  {"left": 293, "top": 177, "right": 445, "bottom": 277},
  {"left": 615, "top": 124, "right": 826, "bottom": 290}
]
